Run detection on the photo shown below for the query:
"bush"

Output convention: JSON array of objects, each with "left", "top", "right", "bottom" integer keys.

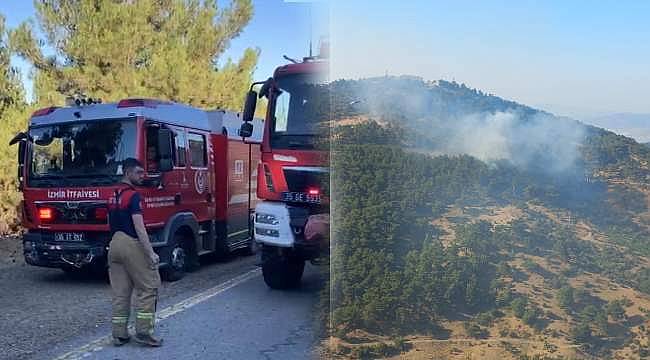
[
  {"left": 522, "top": 259, "right": 537, "bottom": 271},
  {"left": 522, "top": 307, "right": 541, "bottom": 327},
  {"left": 556, "top": 286, "right": 574, "bottom": 311},
  {"left": 606, "top": 300, "right": 626, "bottom": 321},
  {"left": 464, "top": 322, "right": 488, "bottom": 338},
  {"left": 496, "top": 287, "right": 514, "bottom": 307},
  {"left": 511, "top": 297, "right": 528, "bottom": 318},
  {"left": 476, "top": 312, "right": 495, "bottom": 327},
  {"left": 570, "top": 322, "right": 592, "bottom": 343},
  {"left": 350, "top": 341, "right": 405, "bottom": 359}
]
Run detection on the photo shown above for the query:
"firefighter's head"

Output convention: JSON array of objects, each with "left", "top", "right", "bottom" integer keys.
[{"left": 122, "top": 158, "right": 145, "bottom": 185}]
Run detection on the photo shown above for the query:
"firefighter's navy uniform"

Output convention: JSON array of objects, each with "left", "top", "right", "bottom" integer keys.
[{"left": 108, "top": 185, "right": 161, "bottom": 339}]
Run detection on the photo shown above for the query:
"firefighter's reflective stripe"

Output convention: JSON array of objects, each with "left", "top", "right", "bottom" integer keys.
[
  {"left": 136, "top": 312, "right": 154, "bottom": 319},
  {"left": 112, "top": 316, "right": 128, "bottom": 324}
]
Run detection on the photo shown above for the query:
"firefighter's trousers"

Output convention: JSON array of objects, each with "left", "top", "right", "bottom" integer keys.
[{"left": 108, "top": 231, "right": 161, "bottom": 338}]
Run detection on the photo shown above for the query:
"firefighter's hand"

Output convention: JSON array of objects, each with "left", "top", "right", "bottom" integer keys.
[{"left": 148, "top": 252, "right": 160, "bottom": 268}]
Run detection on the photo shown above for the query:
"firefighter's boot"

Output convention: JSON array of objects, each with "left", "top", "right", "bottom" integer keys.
[
  {"left": 112, "top": 336, "right": 131, "bottom": 346},
  {"left": 134, "top": 333, "right": 163, "bottom": 347}
]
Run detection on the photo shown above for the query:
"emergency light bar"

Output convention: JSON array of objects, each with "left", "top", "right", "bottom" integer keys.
[
  {"left": 31, "top": 107, "right": 60, "bottom": 117},
  {"left": 117, "top": 98, "right": 172, "bottom": 108}
]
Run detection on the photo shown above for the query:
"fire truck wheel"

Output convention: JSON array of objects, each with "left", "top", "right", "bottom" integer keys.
[
  {"left": 161, "top": 233, "right": 189, "bottom": 282},
  {"left": 262, "top": 256, "right": 305, "bottom": 289}
]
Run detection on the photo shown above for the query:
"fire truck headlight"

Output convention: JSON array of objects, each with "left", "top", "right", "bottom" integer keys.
[
  {"left": 256, "top": 213, "right": 279, "bottom": 225},
  {"left": 255, "top": 227, "right": 279, "bottom": 237}
]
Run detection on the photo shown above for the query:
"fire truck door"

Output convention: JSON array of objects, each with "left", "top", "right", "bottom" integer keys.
[{"left": 186, "top": 132, "right": 211, "bottom": 221}]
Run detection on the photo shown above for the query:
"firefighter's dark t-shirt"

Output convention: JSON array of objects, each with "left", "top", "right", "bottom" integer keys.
[{"left": 108, "top": 188, "right": 142, "bottom": 239}]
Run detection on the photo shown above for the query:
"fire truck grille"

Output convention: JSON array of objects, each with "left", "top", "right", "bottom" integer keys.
[
  {"left": 38, "top": 201, "right": 108, "bottom": 225},
  {"left": 283, "top": 168, "right": 329, "bottom": 193}
]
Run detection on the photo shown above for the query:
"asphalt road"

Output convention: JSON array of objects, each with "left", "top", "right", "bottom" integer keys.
[{"left": 0, "top": 254, "right": 326, "bottom": 360}]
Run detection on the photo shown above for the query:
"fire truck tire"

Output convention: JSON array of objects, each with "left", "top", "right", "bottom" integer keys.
[
  {"left": 262, "top": 256, "right": 305, "bottom": 289},
  {"left": 161, "top": 233, "right": 190, "bottom": 282}
]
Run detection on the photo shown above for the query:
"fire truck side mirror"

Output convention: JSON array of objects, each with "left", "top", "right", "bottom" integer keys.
[
  {"left": 242, "top": 90, "right": 257, "bottom": 124},
  {"left": 9, "top": 131, "right": 28, "bottom": 146},
  {"left": 17, "top": 140, "right": 26, "bottom": 191},
  {"left": 157, "top": 128, "right": 173, "bottom": 172},
  {"left": 259, "top": 77, "right": 273, "bottom": 99},
  {"left": 239, "top": 122, "right": 254, "bottom": 138},
  {"left": 9, "top": 132, "right": 28, "bottom": 191}
]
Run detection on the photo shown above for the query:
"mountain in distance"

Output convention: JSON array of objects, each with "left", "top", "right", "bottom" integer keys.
[
  {"left": 534, "top": 103, "right": 650, "bottom": 144},
  {"left": 582, "top": 112, "right": 650, "bottom": 143}
]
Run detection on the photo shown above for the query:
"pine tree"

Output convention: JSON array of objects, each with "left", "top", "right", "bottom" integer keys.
[
  {"left": 10, "top": 0, "right": 257, "bottom": 110},
  {"left": 0, "top": 14, "right": 28, "bottom": 234}
]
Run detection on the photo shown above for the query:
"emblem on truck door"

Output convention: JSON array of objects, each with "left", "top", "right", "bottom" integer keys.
[
  {"left": 65, "top": 201, "right": 80, "bottom": 209},
  {"left": 195, "top": 170, "right": 207, "bottom": 194}
]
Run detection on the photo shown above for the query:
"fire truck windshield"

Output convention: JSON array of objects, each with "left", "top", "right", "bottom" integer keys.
[
  {"left": 28, "top": 119, "right": 137, "bottom": 187},
  {"left": 271, "top": 73, "right": 329, "bottom": 150}
]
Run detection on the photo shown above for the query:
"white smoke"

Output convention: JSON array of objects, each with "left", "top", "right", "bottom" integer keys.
[
  {"left": 442, "top": 111, "right": 585, "bottom": 174},
  {"left": 347, "top": 77, "right": 587, "bottom": 174}
]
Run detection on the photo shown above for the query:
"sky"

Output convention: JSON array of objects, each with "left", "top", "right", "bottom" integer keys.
[
  {"left": 3, "top": 1, "right": 649, "bottom": 126},
  {"left": 329, "top": 0, "right": 650, "bottom": 117},
  {"left": 0, "top": 0, "right": 328, "bottom": 103}
]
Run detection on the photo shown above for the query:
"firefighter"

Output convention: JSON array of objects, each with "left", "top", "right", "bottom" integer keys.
[{"left": 108, "top": 158, "right": 163, "bottom": 347}]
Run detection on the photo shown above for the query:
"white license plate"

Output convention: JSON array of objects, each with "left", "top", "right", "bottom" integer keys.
[
  {"left": 54, "top": 232, "right": 85, "bottom": 242},
  {"left": 282, "top": 192, "right": 321, "bottom": 204}
]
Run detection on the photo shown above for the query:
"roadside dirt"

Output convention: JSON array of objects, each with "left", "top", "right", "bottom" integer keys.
[{"left": 0, "top": 235, "right": 23, "bottom": 268}]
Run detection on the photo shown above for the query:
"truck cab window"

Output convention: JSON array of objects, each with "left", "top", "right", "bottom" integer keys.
[
  {"left": 188, "top": 133, "right": 207, "bottom": 167},
  {"left": 274, "top": 90, "right": 290, "bottom": 132},
  {"left": 174, "top": 130, "right": 187, "bottom": 167},
  {"left": 28, "top": 119, "right": 136, "bottom": 186},
  {"left": 146, "top": 127, "right": 160, "bottom": 173}
]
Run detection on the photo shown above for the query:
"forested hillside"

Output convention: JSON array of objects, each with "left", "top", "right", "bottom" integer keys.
[{"left": 328, "top": 77, "right": 650, "bottom": 359}]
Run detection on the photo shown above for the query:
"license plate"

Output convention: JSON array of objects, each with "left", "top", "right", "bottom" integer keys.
[
  {"left": 281, "top": 192, "right": 321, "bottom": 204},
  {"left": 54, "top": 232, "right": 85, "bottom": 242}
]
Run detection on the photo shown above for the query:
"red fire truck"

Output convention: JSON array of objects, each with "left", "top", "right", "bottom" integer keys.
[
  {"left": 10, "top": 98, "right": 262, "bottom": 281},
  {"left": 239, "top": 49, "right": 330, "bottom": 289}
]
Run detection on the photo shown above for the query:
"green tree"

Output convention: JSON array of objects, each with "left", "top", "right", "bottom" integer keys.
[
  {"left": 580, "top": 305, "right": 599, "bottom": 322},
  {"left": 511, "top": 297, "right": 528, "bottom": 318},
  {"left": 594, "top": 309, "right": 609, "bottom": 336},
  {"left": 10, "top": 0, "right": 257, "bottom": 110},
  {"left": 641, "top": 279, "right": 650, "bottom": 294},
  {"left": 556, "top": 286, "right": 574, "bottom": 311},
  {"left": 606, "top": 300, "right": 626, "bottom": 321},
  {"left": 570, "top": 322, "right": 592, "bottom": 344},
  {"left": 573, "top": 287, "right": 588, "bottom": 303},
  {"left": 0, "top": 14, "right": 28, "bottom": 234},
  {"left": 463, "top": 321, "right": 488, "bottom": 338},
  {"left": 522, "top": 307, "right": 540, "bottom": 327}
]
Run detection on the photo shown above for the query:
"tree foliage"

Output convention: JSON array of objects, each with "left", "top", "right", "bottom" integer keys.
[
  {"left": 10, "top": 0, "right": 258, "bottom": 110},
  {"left": 556, "top": 286, "right": 574, "bottom": 311},
  {"left": 606, "top": 300, "right": 626, "bottom": 321},
  {"left": 0, "top": 14, "right": 28, "bottom": 233}
]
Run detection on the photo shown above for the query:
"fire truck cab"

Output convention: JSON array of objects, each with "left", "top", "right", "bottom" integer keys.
[
  {"left": 10, "top": 98, "right": 262, "bottom": 281},
  {"left": 239, "top": 50, "right": 330, "bottom": 289}
]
